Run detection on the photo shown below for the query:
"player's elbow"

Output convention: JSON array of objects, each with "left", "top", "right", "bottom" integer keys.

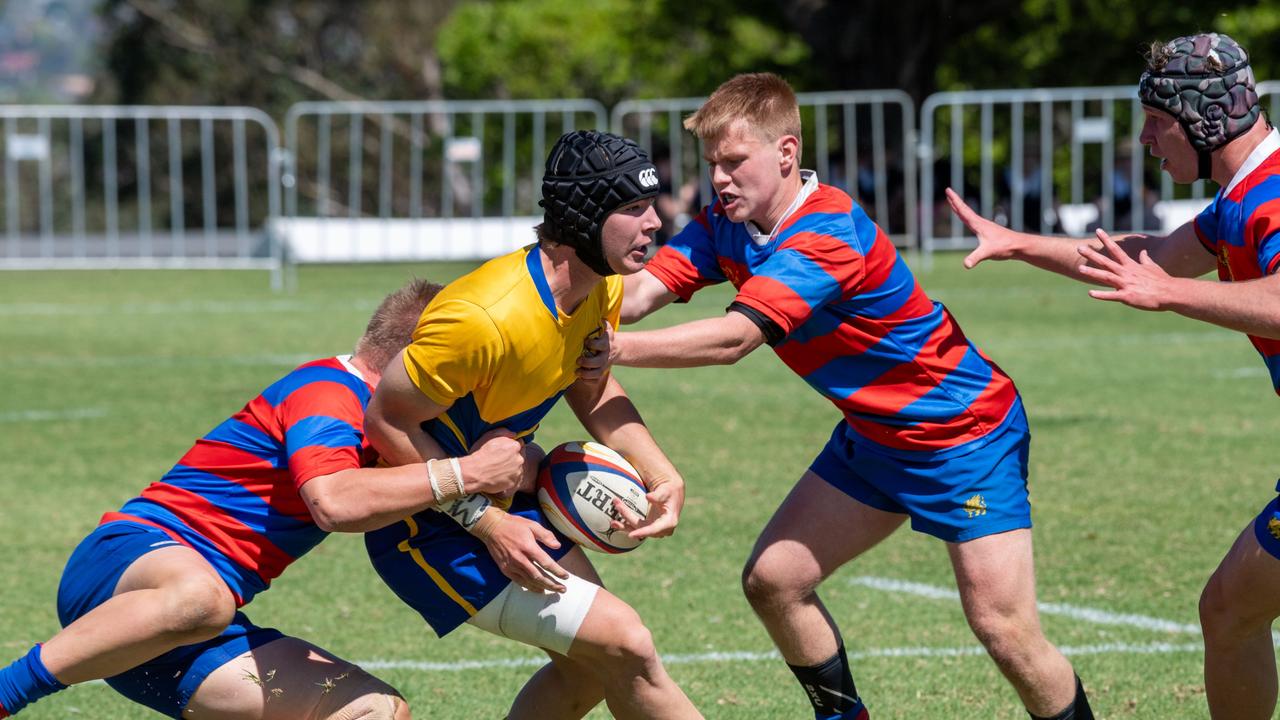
[
  {"left": 307, "top": 496, "right": 345, "bottom": 533},
  {"left": 303, "top": 475, "right": 359, "bottom": 533},
  {"left": 717, "top": 323, "right": 767, "bottom": 364},
  {"left": 714, "top": 336, "right": 759, "bottom": 365}
]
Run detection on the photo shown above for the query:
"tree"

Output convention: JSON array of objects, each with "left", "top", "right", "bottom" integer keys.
[{"left": 435, "top": 0, "right": 814, "bottom": 105}]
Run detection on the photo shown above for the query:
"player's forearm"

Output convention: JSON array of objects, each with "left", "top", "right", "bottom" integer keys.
[
  {"left": 1007, "top": 231, "right": 1149, "bottom": 283},
  {"left": 568, "top": 377, "right": 683, "bottom": 490},
  {"left": 1162, "top": 275, "right": 1280, "bottom": 339},
  {"left": 613, "top": 316, "right": 761, "bottom": 368},
  {"left": 620, "top": 269, "right": 677, "bottom": 324},
  {"left": 303, "top": 464, "right": 433, "bottom": 532},
  {"left": 1020, "top": 237, "right": 1104, "bottom": 281},
  {"left": 307, "top": 443, "right": 508, "bottom": 532}
]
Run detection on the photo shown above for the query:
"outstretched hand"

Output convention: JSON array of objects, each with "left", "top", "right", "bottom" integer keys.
[
  {"left": 945, "top": 187, "right": 1022, "bottom": 269},
  {"left": 1077, "top": 229, "right": 1175, "bottom": 311},
  {"left": 610, "top": 478, "right": 684, "bottom": 541}
]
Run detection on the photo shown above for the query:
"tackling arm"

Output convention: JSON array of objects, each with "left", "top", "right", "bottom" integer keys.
[
  {"left": 620, "top": 269, "right": 679, "bottom": 324},
  {"left": 301, "top": 351, "right": 527, "bottom": 533},
  {"left": 611, "top": 310, "right": 767, "bottom": 368}
]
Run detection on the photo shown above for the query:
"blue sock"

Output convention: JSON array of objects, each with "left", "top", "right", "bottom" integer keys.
[{"left": 0, "top": 645, "right": 67, "bottom": 715}]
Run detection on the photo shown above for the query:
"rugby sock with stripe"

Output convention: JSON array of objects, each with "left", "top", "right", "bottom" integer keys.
[
  {"left": 787, "top": 644, "right": 869, "bottom": 720},
  {"left": 0, "top": 644, "right": 67, "bottom": 715},
  {"left": 1029, "top": 675, "right": 1093, "bottom": 720}
]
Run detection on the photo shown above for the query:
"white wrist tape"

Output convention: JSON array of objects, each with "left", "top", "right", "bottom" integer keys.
[
  {"left": 427, "top": 458, "right": 464, "bottom": 505},
  {"left": 427, "top": 461, "right": 445, "bottom": 504},
  {"left": 440, "top": 493, "right": 492, "bottom": 531},
  {"left": 449, "top": 457, "right": 465, "bottom": 496}
]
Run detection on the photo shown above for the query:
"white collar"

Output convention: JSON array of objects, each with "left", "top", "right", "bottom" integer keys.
[
  {"left": 337, "top": 354, "right": 365, "bottom": 381},
  {"left": 1224, "top": 128, "right": 1280, "bottom": 196},
  {"left": 746, "top": 170, "right": 819, "bottom": 246}
]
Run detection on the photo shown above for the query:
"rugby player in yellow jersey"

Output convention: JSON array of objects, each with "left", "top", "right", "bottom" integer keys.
[{"left": 363, "top": 130, "right": 702, "bottom": 720}]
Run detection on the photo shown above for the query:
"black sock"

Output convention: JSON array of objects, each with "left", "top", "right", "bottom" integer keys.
[
  {"left": 1029, "top": 675, "right": 1093, "bottom": 720},
  {"left": 787, "top": 644, "right": 866, "bottom": 718}
]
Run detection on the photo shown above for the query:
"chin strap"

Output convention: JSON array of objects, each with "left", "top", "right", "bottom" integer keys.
[{"left": 1198, "top": 149, "right": 1213, "bottom": 180}]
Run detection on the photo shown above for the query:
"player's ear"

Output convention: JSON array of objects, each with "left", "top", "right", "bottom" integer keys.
[{"left": 777, "top": 135, "right": 799, "bottom": 173}]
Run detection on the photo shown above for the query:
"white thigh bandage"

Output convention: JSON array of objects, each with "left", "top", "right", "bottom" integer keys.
[{"left": 466, "top": 571, "right": 600, "bottom": 656}]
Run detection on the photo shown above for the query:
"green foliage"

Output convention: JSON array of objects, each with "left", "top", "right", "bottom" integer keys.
[
  {"left": 938, "top": 0, "right": 1273, "bottom": 92},
  {"left": 436, "top": 0, "right": 812, "bottom": 104}
]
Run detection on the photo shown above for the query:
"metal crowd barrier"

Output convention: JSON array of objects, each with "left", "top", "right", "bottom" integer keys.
[
  {"left": 612, "top": 90, "right": 917, "bottom": 248},
  {"left": 11, "top": 82, "right": 1280, "bottom": 284},
  {"left": 0, "top": 106, "right": 283, "bottom": 287},
  {"left": 280, "top": 99, "right": 607, "bottom": 264},
  {"left": 918, "top": 86, "right": 1220, "bottom": 255}
]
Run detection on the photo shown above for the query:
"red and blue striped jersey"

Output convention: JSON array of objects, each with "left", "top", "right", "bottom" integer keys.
[
  {"left": 645, "top": 181, "right": 1019, "bottom": 457},
  {"left": 101, "top": 356, "right": 375, "bottom": 604},
  {"left": 1193, "top": 138, "right": 1280, "bottom": 393}
]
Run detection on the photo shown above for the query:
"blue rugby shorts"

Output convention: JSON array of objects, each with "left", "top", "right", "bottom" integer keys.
[
  {"left": 56, "top": 520, "right": 282, "bottom": 718},
  {"left": 810, "top": 401, "right": 1033, "bottom": 543}
]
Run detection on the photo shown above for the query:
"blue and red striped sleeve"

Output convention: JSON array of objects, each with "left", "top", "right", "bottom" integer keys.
[
  {"left": 1194, "top": 198, "right": 1220, "bottom": 254},
  {"left": 645, "top": 206, "right": 726, "bottom": 300},
  {"left": 276, "top": 378, "right": 368, "bottom": 489},
  {"left": 1248, "top": 197, "right": 1280, "bottom": 275}
]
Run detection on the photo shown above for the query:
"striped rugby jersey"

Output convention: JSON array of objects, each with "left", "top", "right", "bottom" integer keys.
[
  {"left": 1193, "top": 130, "right": 1280, "bottom": 393},
  {"left": 101, "top": 356, "right": 374, "bottom": 604},
  {"left": 645, "top": 175, "right": 1018, "bottom": 457}
]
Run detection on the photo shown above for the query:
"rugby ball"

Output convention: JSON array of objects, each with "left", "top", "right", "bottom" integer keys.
[{"left": 537, "top": 441, "right": 649, "bottom": 553}]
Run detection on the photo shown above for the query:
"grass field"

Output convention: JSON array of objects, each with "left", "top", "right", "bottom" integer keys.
[{"left": 2, "top": 254, "right": 1277, "bottom": 719}]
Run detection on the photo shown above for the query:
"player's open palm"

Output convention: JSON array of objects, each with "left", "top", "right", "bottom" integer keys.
[
  {"left": 946, "top": 187, "right": 1022, "bottom": 269},
  {"left": 613, "top": 476, "right": 684, "bottom": 540},
  {"left": 1078, "top": 229, "right": 1174, "bottom": 311},
  {"left": 464, "top": 429, "right": 525, "bottom": 496}
]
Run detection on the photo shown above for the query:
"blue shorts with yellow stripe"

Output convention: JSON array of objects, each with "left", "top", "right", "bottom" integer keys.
[{"left": 365, "top": 493, "right": 573, "bottom": 636}]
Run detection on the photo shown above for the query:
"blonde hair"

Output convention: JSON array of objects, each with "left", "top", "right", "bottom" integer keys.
[
  {"left": 683, "top": 73, "right": 802, "bottom": 143},
  {"left": 353, "top": 278, "right": 442, "bottom": 373}
]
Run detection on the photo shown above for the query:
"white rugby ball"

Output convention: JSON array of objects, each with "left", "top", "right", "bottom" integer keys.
[{"left": 536, "top": 441, "right": 649, "bottom": 553}]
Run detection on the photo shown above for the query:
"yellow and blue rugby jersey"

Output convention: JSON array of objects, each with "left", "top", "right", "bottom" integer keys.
[{"left": 403, "top": 243, "right": 622, "bottom": 456}]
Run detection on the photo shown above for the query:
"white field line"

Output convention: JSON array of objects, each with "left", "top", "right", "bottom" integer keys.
[
  {"left": 61, "top": 640, "right": 1204, "bottom": 695},
  {"left": 0, "top": 299, "right": 377, "bottom": 317},
  {"left": 13, "top": 353, "right": 315, "bottom": 369},
  {"left": 850, "top": 576, "right": 1203, "bottom": 634},
  {"left": 1212, "top": 367, "right": 1270, "bottom": 379},
  {"left": 355, "top": 640, "right": 1203, "bottom": 674},
  {"left": 0, "top": 408, "right": 107, "bottom": 423}
]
